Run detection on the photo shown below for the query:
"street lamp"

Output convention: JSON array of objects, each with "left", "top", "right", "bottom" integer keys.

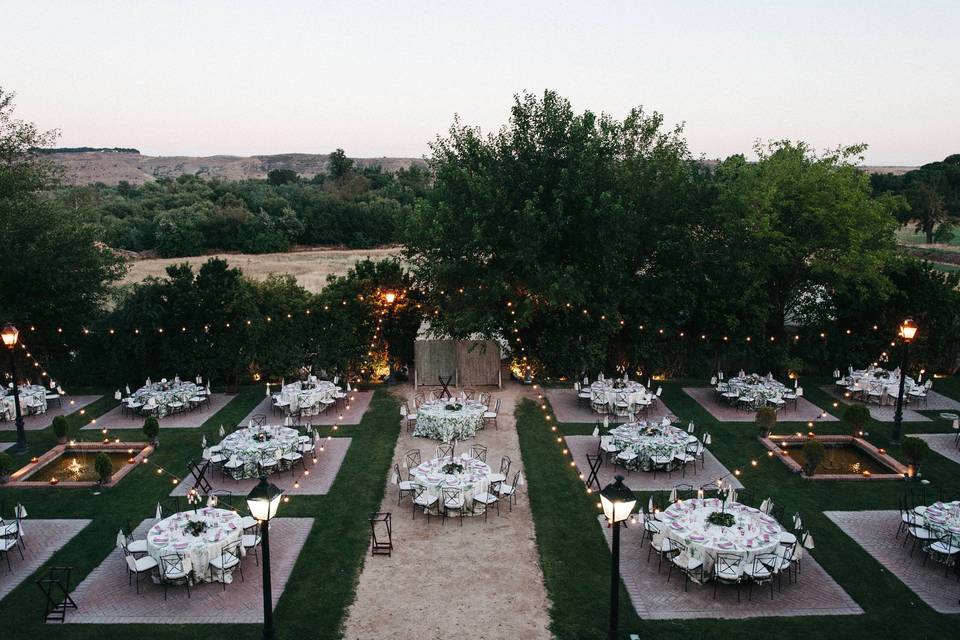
[
  {"left": 383, "top": 290, "right": 397, "bottom": 304},
  {"left": 1, "top": 323, "right": 27, "bottom": 454},
  {"left": 891, "top": 317, "right": 919, "bottom": 445},
  {"left": 600, "top": 475, "right": 637, "bottom": 640},
  {"left": 246, "top": 476, "right": 283, "bottom": 640}
]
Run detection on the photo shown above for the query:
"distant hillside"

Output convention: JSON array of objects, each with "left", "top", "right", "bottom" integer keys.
[{"left": 48, "top": 151, "right": 428, "bottom": 185}]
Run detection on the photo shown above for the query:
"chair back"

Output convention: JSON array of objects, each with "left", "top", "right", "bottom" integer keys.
[
  {"left": 715, "top": 553, "right": 741, "bottom": 577},
  {"left": 469, "top": 444, "right": 487, "bottom": 462},
  {"left": 160, "top": 554, "right": 186, "bottom": 578},
  {"left": 251, "top": 414, "right": 266, "bottom": 428},
  {"left": 441, "top": 486, "right": 463, "bottom": 508},
  {"left": 499, "top": 456, "right": 512, "bottom": 477},
  {"left": 221, "top": 541, "right": 242, "bottom": 566},
  {"left": 404, "top": 448, "right": 421, "bottom": 468},
  {"left": 394, "top": 463, "right": 403, "bottom": 484},
  {"left": 436, "top": 443, "right": 454, "bottom": 460}
]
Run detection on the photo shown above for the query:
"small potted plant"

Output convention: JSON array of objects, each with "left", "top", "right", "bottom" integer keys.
[
  {"left": 755, "top": 406, "right": 777, "bottom": 438},
  {"left": 52, "top": 415, "right": 69, "bottom": 444},
  {"left": 0, "top": 452, "right": 13, "bottom": 484},
  {"left": 901, "top": 436, "right": 930, "bottom": 478},
  {"left": 94, "top": 452, "right": 114, "bottom": 485},
  {"left": 801, "top": 439, "right": 825, "bottom": 477},
  {"left": 142, "top": 415, "right": 160, "bottom": 446},
  {"left": 843, "top": 404, "right": 871, "bottom": 437}
]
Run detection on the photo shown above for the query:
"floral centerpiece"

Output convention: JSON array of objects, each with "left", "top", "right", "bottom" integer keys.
[
  {"left": 641, "top": 427, "right": 662, "bottom": 437},
  {"left": 444, "top": 403, "right": 463, "bottom": 411},
  {"left": 612, "top": 380, "right": 627, "bottom": 389},
  {"left": 185, "top": 520, "right": 207, "bottom": 537},
  {"left": 706, "top": 512, "right": 735, "bottom": 528},
  {"left": 872, "top": 370, "right": 891, "bottom": 379},
  {"left": 252, "top": 431, "right": 272, "bottom": 443},
  {"left": 442, "top": 461, "right": 465, "bottom": 474}
]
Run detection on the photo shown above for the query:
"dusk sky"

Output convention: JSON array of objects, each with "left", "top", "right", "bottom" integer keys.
[{"left": 3, "top": 0, "right": 957, "bottom": 165}]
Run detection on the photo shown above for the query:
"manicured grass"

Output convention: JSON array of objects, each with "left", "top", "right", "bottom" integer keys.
[
  {"left": 0, "top": 386, "right": 400, "bottom": 640},
  {"left": 519, "top": 379, "right": 960, "bottom": 640}
]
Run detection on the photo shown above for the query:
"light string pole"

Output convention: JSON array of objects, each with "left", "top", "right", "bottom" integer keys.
[
  {"left": 2, "top": 323, "right": 28, "bottom": 454},
  {"left": 891, "top": 317, "right": 919, "bottom": 446}
]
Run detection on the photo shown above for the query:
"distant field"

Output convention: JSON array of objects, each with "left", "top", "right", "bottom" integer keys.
[{"left": 121, "top": 247, "right": 403, "bottom": 293}]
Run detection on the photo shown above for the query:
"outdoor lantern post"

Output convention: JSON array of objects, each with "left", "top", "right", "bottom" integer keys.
[
  {"left": 891, "top": 317, "right": 919, "bottom": 446},
  {"left": 246, "top": 476, "right": 283, "bottom": 640},
  {"left": 1, "top": 323, "right": 27, "bottom": 454},
  {"left": 600, "top": 475, "right": 637, "bottom": 640}
]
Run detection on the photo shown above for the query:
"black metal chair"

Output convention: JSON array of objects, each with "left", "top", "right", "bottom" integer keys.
[
  {"left": 159, "top": 554, "right": 190, "bottom": 600},
  {"left": 441, "top": 487, "right": 465, "bottom": 526},
  {"left": 209, "top": 541, "right": 243, "bottom": 590}
]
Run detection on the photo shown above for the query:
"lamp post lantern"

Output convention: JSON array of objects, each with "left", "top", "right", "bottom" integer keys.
[
  {"left": 2, "top": 323, "right": 27, "bottom": 454},
  {"left": 246, "top": 476, "right": 283, "bottom": 640},
  {"left": 891, "top": 318, "right": 919, "bottom": 446},
  {"left": 600, "top": 475, "right": 637, "bottom": 640}
]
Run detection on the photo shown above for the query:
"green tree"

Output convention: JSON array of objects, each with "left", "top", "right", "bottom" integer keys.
[
  {"left": 908, "top": 180, "right": 950, "bottom": 243},
  {"left": 327, "top": 148, "right": 354, "bottom": 179},
  {"left": 267, "top": 168, "right": 299, "bottom": 186},
  {"left": 0, "top": 87, "right": 126, "bottom": 370}
]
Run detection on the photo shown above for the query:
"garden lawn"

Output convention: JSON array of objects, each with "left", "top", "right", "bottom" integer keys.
[
  {"left": 0, "top": 386, "right": 400, "bottom": 640},
  {"left": 517, "top": 378, "right": 960, "bottom": 640}
]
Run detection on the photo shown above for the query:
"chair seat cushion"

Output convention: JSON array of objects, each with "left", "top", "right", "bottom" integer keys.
[
  {"left": 473, "top": 492, "right": 498, "bottom": 504},
  {"left": 415, "top": 495, "right": 438, "bottom": 507},
  {"left": 497, "top": 484, "right": 516, "bottom": 496},
  {"left": 127, "top": 539, "right": 148, "bottom": 553},
  {"left": 483, "top": 412, "right": 496, "bottom": 419},
  {"left": 163, "top": 567, "right": 188, "bottom": 579},
  {"left": 243, "top": 534, "right": 261, "bottom": 547},
  {"left": 444, "top": 498, "right": 464, "bottom": 509},
  {"left": 133, "top": 556, "right": 158, "bottom": 571},
  {"left": 488, "top": 473, "right": 506, "bottom": 483},
  {"left": 398, "top": 481, "right": 415, "bottom": 491},
  {"left": 210, "top": 555, "right": 240, "bottom": 570}
]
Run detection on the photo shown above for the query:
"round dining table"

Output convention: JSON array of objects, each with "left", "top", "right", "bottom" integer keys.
[
  {"left": 412, "top": 400, "right": 486, "bottom": 442},
  {"left": 410, "top": 453, "right": 493, "bottom": 516},
  {"left": 657, "top": 498, "right": 785, "bottom": 575},
  {"left": 590, "top": 380, "right": 647, "bottom": 413},
  {"left": 609, "top": 421, "right": 697, "bottom": 470},
  {"left": 919, "top": 500, "right": 960, "bottom": 534},
  {"left": 146, "top": 508, "right": 244, "bottom": 583},
  {"left": 279, "top": 380, "right": 339, "bottom": 415},
  {"left": 217, "top": 425, "right": 300, "bottom": 479}
]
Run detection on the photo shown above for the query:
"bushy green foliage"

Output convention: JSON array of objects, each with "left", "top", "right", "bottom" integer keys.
[
  {"left": 94, "top": 452, "right": 113, "bottom": 482},
  {"left": 75, "top": 257, "right": 421, "bottom": 385},
  {"left": 52, "top": 415, "right": 69, "bottom": 439},
  {"left": 142, "top": 415, "right": 159, "bottom": 440},
  {"left": 755, "top": 406, "right": 777, "bottom": 436},
  {"left": 901, "top": 436, "right": 930, "bottom": 467},
  {"left": 872, "top": 155, "right": 960, "bottom": 243},
  {"left": 59, "top": 156, "right": 431, "bottom": 257},
  {"left": 842, "top": 404, "right": 872, "bottom": 433},
  {"left": 0, "top": 452, "right": 12, "bottom": 476},
  {"left": 801, "top": 439, "right": 826, "bottom": 476}
]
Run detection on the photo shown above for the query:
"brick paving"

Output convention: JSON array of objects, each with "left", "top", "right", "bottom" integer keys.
[
  {"left": 824, "top": 510, "right": 960, "bottom": 614},
  {"left": 82, "top": 393, "right": 233, "bottom": 430},
  {"left": 914, "top": 434, "right": 960, "bottom": 466},
  {"left": 0, "top": 519, "right": 91, "bottom": 602},
  {"left": 683, "top": 387, "right": 838, "bottom": 423},
  {"left": 819, "top": 386, "right": 929, "bottom": 422},
  {"left": 171, "top": 436, "right": 350, "bottom": 497},
  {"left": 1, "top": 395, "right": 102, "bottom": 431},
  {"left": 566, "top": 435, "right": 743, "bottom": 492},
  {"left": 543, "top": 388, "right": 675, "bottom": 425},
  {"left": 599, "top": 514, "right": 862, "bottom": 619},
  {"left": 239, "top": 391, "right": 373, "bottom": 427},
  {"left": 67, "top": 517, "right": 313, "bottom": 624}
]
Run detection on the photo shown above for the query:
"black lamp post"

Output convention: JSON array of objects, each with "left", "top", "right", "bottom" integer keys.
[
  {"left": 246, "top": 476, "right": 283, "bottom": 640},
  {"left": 600, "top": 475, "right": 637, "bottom": 640},
  {"left": 891, "top": 317, "right": 919, "bottom": 446},
  {"left": 2, "top": 323, "right": 27, "bottom": 454}
]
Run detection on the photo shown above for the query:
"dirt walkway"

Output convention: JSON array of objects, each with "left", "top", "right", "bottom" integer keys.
[{"left": 343, "top": 383, "right": 552, "bottom": 640}]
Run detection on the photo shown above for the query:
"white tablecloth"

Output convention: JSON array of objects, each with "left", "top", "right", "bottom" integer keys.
[
  {"left": 279, "top": 380, "right": 338, "bottom": 415},
  {"left": 413, "top": 400, "right": 486, "bottom": 442},
  {"left": 658, "top": 499, "right": 784, "bottom": 575},
  {"left": 847, "top": 369, "right": 912, "bottom": 396},
  {"left": 590, "top": 380, "right": 648, "bottom": 413},
  {"left": 146, "top": 508, "right": 244, "bottom": 583},
  {"left": 2, "top": 385, "right": 47, "bottom": 418},
  {"left": 921, "top": 500, "right": 960, "bottom": 534},
  {"left": 132, "top": 381, "right": 200, "bottom": 417},
  {"left": 410, "top": 453, "right": 492, "bottom": 515},
  {"left": 609, "top": 421, "right": 697, "bottom": 470},
  {"left": 721, "top": 375, "right": 788, "bottom": 410},
  {"left": 218, "top": 426, "right": 300, "bottom": 479}
]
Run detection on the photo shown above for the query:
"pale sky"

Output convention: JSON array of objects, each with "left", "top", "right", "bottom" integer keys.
[{"left": 2, "top": 0, "right": 957, "bottom": 165}]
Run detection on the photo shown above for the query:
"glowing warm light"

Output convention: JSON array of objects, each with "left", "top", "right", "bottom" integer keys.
[
  {"left": 383, "top": 291, "right": 397, "bottom": 304},
  {"left": 899, "top": 318, "right": 918, "bottom": 342}
]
